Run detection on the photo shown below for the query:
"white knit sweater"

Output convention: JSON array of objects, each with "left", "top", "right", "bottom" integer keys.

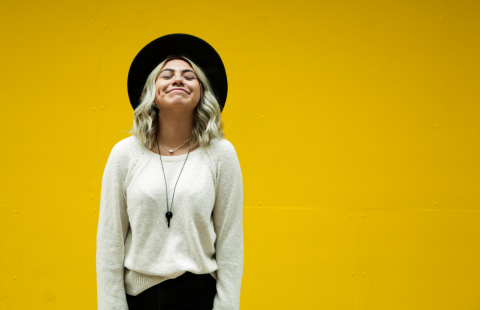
[{"left": 96, "top": 135, "right": 244, "bottom": 310}]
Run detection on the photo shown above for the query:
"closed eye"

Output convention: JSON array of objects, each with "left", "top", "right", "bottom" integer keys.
[{"left": 161, "top": 76, "right": 195, "bottom": 80}]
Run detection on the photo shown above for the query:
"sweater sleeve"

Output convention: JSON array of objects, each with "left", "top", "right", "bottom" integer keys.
[
  {"left": 96, "top": 143, "right": 130, "bottom": 310},
  {"left": 212, "top": 141, "right": 244, "bottom": 310}
]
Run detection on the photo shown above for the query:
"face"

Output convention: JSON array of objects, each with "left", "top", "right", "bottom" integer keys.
[{"left": 155, "top": 59, "right": 201, "bottom": 114}]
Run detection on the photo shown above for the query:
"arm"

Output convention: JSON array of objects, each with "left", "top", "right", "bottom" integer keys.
[
  {"left": 212, "top": 141, "right": 244, "bottom": 310},
  {"left": 96, "top": 143, "right": 130, "bottom": 310}
]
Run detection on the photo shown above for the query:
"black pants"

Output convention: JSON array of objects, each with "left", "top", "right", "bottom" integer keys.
[{"left": 126, "top": 271, "right": 217, "bottom": 310}]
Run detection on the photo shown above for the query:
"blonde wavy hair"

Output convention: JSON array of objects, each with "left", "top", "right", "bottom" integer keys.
[{"left": 127, "top": 55, "right": 225, "bottom": 150}]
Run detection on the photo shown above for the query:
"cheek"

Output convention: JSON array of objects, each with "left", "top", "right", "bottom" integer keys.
[
  {"left": 194, "top": 86, "right": 202, "bottom": 102},
  {"left": 155, "top": 82, "right": 166, "bottom": 95},
  {"left": 193, "top": 83, "right": 201, "bottom": 96}
]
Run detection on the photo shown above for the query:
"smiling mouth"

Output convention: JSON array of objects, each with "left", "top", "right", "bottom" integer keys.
[{"left": 169, "top": 89, "right": 187, "bottom": 93}]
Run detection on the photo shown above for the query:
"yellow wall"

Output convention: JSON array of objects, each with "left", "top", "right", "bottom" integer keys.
[{"left": 1, "top": 0, "right": 479, "bottom": 309}]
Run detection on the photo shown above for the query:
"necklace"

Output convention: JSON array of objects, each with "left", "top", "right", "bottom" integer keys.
[
  {"left": 158, "top": 139, "right": 189, "bottom": 153},
  {"left": 156, "top": 135, "right": 193, "bottom": 228}
]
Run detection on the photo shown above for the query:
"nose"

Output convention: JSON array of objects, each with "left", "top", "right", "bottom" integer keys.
[{"left": 172, "top": 75, "right": 185, "bottom": 86}]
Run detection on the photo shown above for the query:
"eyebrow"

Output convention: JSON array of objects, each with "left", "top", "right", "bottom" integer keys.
[{"left": 160, "top": 68, "right": 196, "bottom": 74}]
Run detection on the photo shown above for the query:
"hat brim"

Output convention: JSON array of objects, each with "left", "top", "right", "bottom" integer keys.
[{"left": 127, "top": 33, "right": 228, "bottom": 112}]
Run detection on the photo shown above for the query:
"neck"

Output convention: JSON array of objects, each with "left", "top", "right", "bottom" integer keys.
[{"left": 156, "top": 111, "right": 195, "bottom": 147}]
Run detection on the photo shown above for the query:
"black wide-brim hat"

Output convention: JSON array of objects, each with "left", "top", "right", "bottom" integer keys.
[{"left": 127, "top": 33, "right": 228, "bottom": 112}]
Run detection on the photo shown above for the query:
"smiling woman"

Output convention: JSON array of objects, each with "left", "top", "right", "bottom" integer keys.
[
  {"left": 96, "top": 34, "right": 244, "bottom": 310},
  {"left": 130, "top": 53, "right": 225, "bottom": 154}
]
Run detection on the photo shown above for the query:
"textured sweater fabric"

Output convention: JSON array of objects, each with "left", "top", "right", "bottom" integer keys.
[{"left": 96, "top": 135, "right": 244, "bottom": 310}]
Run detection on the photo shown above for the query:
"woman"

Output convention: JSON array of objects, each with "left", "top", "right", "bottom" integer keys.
[{"left": 96, "top": 34, "right": 244, "bottom": 310}]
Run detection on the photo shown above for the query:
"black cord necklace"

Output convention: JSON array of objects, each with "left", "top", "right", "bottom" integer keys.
[{"left": 156, "top": 135, "right": 192, "bottom": 228}]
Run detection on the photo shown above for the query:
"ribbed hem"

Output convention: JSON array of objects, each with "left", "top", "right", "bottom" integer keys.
[{"left": 124, "top": 268, "right": 218, "bottom": 296}]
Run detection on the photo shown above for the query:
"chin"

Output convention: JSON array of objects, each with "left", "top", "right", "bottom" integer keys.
[{"left": 167, "top": 103, "right": 195, "bottom": 110}]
